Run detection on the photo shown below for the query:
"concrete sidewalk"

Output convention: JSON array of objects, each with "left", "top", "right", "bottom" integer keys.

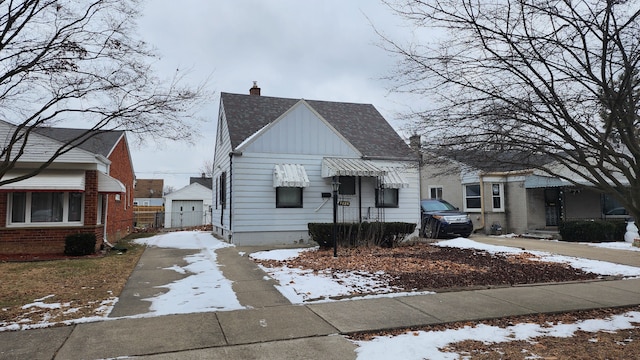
[{"left": 1, "top": 237, "right": 639, "bottom": 359}]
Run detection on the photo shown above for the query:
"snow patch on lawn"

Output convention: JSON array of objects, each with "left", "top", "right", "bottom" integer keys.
[
  {"left": 354, "top": 311, "right": 640, "bottom": 360},
  {"left": 435, "top": 238, "right": 640, "bottom": 277}
]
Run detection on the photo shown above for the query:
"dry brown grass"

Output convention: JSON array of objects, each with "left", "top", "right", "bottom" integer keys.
[{"left": 0, "top": 234, "right": 147, "bottom": 329}]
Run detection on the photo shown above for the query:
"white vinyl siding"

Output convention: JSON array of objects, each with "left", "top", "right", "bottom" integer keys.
[
  {"left": 230, "top": 153, "right": 420, "bottom": 236},
  {"left": 240, "top": 103, "right": 359, "bottom": 157},
  {"left": 165, "top": 183, "right": 213, "bottom": 229},
  {"left": 212, "top": 107, "right": 232, "bottom": 232}
]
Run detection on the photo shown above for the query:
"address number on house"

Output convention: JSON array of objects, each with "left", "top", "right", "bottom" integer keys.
[{"left": 338, "top": 200, "right": 351, "bottom": 206}]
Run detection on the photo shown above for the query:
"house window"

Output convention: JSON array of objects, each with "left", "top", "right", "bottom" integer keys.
[
  {"left": 492, "top": 183, "right": 504, "bottom": 211},
  {"left": 219, "top": 172, "right": 227, "bottom": 209},
  {"left": 429, "top": 186, "right": 443, "bottom": 199},
  {"left": 338, "top": 176, "right": 356, "bottom": 195},
  {"left": 375, "top": 188, "right": 399, "bottom": 208},
  {"left": 464, "top": 184, "right": 481, "bottom": 211},
  {"left": 276, "top": 187, "right": 303, "bottom": 208},
  {"left": 97, "top": 194, "right": 105, "bottom": 225},
  {"left": 9, "top": 192, "right": 84, "bottom": 225}
]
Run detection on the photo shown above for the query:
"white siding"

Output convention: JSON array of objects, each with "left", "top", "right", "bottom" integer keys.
[
  {"left": 212, "top": 106, "right": 232, "bottom": 237},
  {"left": 164, "top": 183, "right": 213, "bottom": 228},
  {"left": 241, "top": 103, "right": 359, "bottom": 157},
  {"left": 0, "top": 121, "right": 100, "bottom": 165},
  {"left": 230, "top": 153, "right": 420, "bottom": 245}
]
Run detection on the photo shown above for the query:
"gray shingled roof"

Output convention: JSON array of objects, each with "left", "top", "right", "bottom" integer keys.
[
  {"left": 33, "top": 127, "right": 124, "bottom": 158},
  {"left": 221, "top": 92, "right": 417, "bottom": 160},
  {"left": 190, "top": 176, "right": 213, "bottom": 189}
]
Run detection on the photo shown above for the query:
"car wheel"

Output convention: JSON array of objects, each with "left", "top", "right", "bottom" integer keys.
[
  {"left": 423, "top": 219, "right": 438, "bottom": 239},
  {"left": 461, "top": 232, "right": 471, "bottom": 238}
]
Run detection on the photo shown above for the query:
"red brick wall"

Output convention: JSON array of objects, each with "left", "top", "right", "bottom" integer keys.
[
  {"left": 105, "top": 136, "right": 135, "bottom": 243},
  {"left": 0, "top": 226, "right": 104, "bottom": 255},
  {"left": 0, "top": 172, "right": 104, "bottom": 256}
]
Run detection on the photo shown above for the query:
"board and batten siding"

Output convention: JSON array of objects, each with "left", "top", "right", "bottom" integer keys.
[{"left": 237, "top": 102, "right": 359, "bottom": 156}]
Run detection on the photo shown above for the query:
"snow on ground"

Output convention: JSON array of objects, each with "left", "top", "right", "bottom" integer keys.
[
  {"left": 435, "top": 237, "right": 640, "bottom": 277},
  {"left": 250, "top": 248, "right": 436, "bottom": 303},
  {"left": 3, "top": 231, "right": 640, "bottom": 358},
  {"left": 130, "top": 231, "right": 244, "bottom": 316},
  {"left": 586, "top": 240, "right": 640, "bottom": 252},
  {"left": 354, "top": 310, "right": 640, "bottom": 360}
]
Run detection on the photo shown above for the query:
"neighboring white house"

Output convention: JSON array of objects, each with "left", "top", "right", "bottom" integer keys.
[
  {"left": 164, "top": 182, "right": 213, "bottom": 229},
  {"left": 212, "top": 83, "right": 420, "bottom": 246}
]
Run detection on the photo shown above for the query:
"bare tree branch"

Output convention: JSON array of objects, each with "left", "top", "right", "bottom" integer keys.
[
  {"left": 383, "top": 0, "right": 640, "bottom": 218},
  {"left": 0, "top": 0, "right": 210, "bottom": 185}
]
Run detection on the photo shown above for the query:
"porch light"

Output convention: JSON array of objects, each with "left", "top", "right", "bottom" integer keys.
[{"left": 332, "top": 176, "right": 340, "bottom": 257}]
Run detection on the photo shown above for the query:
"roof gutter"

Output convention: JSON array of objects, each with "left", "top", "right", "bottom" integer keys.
[{"left": 361, "top": 155, "right": 419, "bottom": 162}]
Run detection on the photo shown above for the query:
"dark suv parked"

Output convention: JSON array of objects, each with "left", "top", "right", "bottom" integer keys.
[{"left": 420, "top": 199, "right": 473, "bottom": 238}]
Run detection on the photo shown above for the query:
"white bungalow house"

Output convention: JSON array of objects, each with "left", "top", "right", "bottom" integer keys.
[
  {"left": 212, "top": 83, "right": 420, "bottom": 246},
  {"left": 164, "top": 182, "right": 213, "bottom": 229}
]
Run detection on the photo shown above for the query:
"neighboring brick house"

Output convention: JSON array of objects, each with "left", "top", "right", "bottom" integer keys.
[
  {"left": 0, "top": 122, "right": 132, "bottom": 256},
  {"left": 34, "top": 128, "right": 136, "bottom": 244},
  {"left": 134, "top": 179, "right": 164, "bottom": 206}
]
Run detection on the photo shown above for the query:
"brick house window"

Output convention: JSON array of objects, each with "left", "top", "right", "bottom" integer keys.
[{"left": 8, "top": 192, "right": 84, "bottom": 225}]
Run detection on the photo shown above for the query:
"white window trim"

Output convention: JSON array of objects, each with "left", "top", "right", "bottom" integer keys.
[
  {"left": 428, "top": 185, "right": 444, "bottom": 199},
  {"left": 463, "top": 184, "right": 482, "bottom": 212},
  {"left": 491, "top": 183, "right": 505, "bottom": 212},
  {"left": 7, "top": 192, "right": 84, "bottom": 227}
]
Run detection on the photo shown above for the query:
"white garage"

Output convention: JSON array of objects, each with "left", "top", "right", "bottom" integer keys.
[{"left": 163, "top": 183, "right": 213, "bottom": 229}]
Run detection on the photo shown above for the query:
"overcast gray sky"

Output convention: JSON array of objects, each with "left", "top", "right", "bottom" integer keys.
[{"left": 134, "top": 0, "right": 417, "bottom": 189}]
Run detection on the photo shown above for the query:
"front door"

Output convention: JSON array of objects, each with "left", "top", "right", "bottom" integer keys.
[{"left": 544, "top": 188, "right": 561, "bottom": 226}]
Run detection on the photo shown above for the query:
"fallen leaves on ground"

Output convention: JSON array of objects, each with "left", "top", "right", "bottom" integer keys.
[{"left": 254, "top": 243, "right": 599, "bottom": 292}]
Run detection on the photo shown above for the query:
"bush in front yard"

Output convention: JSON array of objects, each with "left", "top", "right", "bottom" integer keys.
[
  {"left": 64, "top": 233, "right": 97, "bottom": 256},
  {"left": 559, "top": 220, "right": 625, "bottom": 242},
  {"left": 308, "top": 222, "right": 416, "bottom": 248}
]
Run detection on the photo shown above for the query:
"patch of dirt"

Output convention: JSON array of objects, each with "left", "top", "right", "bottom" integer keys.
[{"left": 255, "top": 243, "right": 600, "bottom": 292}]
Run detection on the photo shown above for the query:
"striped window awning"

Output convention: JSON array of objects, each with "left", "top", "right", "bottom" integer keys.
[
  {"left": 524, "top": 175, "right": 568, "bottom": 188},
  {"left": 382, "top": 168, "right": 410, "bottom": 189},
  {"left": 98, "top": 172, "right": 126, "bottom": 193},
  {"left": 273, "top": 164, "right": 310, "bottom": 188},
  {"left": 0, "top": 170, "right": 86, "bottom": 191},
  {"left": 321, "top": 158, "right": 386, "bottom": 177}
]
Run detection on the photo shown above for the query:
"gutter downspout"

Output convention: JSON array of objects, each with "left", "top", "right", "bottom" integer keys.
[
  {"left": 228, "top": 152, "right": 233, "bottom": 242},
  {"left": 228, "top": 151, "right": 241, "bottom": 243},
  {"left": 478, "top": 173, "right": 486, "bottom": 233}
]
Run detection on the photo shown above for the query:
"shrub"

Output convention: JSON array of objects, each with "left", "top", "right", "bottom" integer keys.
[
  {"left": 558, "top": 220, "right": 625, "bottom": 242},
  {"left": 308, "top": 222, "right": 416, "bottom": 248},
  {"left": 64, "top": 233, "right": 97, "bottom": 256}
]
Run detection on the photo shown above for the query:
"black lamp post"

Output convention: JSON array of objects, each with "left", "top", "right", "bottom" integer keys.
[{"left": 332, "top": 176, "right": 340, "bottom": 257}]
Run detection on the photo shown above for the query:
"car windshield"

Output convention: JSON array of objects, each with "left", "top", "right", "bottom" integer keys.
[{"left": 421, "top": 200, "right": 457, "bottom": 211}]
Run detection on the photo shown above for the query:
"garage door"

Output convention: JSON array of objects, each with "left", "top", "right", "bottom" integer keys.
[{"left": 171, "top": 200, "right": 204, "bottom": 228}]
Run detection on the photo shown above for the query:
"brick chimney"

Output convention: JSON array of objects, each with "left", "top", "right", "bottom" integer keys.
[
  {"left": 409, "top": 134, "right": 421, "bottom": 152},
  {"left": 249, "top": 81, "right": 261, "bottom": 96}
]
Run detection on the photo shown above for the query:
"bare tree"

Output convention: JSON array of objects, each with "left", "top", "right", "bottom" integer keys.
[
  {"left": 199, "top": 158, "right": 214, "bottom": 178},
  {"left": 163, "top": 185, "right": 176, "bottom": 196},
  {"left": 382, "top": 1, "right": 640, "bottom": 218},
  {"left": 0, "top": 0, "right": 208, "bottom": 186}
]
